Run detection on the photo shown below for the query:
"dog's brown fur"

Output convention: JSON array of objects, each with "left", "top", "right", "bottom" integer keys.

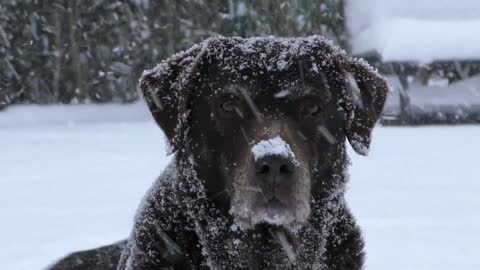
[{"left": 49, "top": 36, "right": 387, "bottom": 270}]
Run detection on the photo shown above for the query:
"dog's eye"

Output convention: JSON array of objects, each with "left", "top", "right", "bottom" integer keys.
[
  {"left": 221, "top": 100, "right": 236, "bottom": 112},
  {"left": 300, "top": 101, "right": 319, "bottom": 117}
]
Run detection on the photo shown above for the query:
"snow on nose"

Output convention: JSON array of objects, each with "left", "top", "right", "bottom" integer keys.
[{"left": 251, "top": 136, "right": 298, "bottom": 166}]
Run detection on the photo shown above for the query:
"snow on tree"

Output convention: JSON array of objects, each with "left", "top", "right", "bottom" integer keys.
[{"left": 0, "top": 0, "right": 346, "bottom": 107}]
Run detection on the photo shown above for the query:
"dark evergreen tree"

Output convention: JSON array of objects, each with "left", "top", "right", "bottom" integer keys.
[{"left": 0, "top": 0, "right": 348, "bottom": 107}]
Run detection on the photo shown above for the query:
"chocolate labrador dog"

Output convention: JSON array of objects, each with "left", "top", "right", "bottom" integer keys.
[{"left": 49, "top": 36, "right": 387, "bottom": 270}]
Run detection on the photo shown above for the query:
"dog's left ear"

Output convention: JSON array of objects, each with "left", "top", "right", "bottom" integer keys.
[
  {"left": 336, "top": 58, "right": 388, "bottom": 155},
  {"left": 139, "top": 44, "right": 207, "bottom": 152}
]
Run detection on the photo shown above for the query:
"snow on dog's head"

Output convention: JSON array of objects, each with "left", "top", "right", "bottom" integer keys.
[{"left": 139, "top": 35, "right": 388, "bottom": 234}]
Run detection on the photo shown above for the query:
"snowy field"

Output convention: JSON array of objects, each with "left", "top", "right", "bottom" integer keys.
[{"left": 1, "top": 105, "right": 479, "bottom": 270}]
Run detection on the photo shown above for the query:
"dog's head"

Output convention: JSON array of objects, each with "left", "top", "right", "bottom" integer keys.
[{"left": 140, "top": 36, "right": 387, "bottom": 232}]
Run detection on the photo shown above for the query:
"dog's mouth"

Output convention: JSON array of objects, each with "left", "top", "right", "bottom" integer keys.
[
  {"left": 237, "top": 186, "right": 294, "bottom": 213},
  {"left": 231, "top": 192, "right": 310, "bottom": 232},
  {"left": 230, "top": 173, "right": 312, "bottom": 232},
  {"left": 258, "top": 196, "right": 286, "bottom": 213},
  {"left": 255, "top": 198, "right": 292, "bottom": 224},
  {"left": 233, "top": 206, "right": 292, "bottom": 228}
]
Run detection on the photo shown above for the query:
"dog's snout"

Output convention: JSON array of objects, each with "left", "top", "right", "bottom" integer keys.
[{"left": 255, "top": 155, "right": 295, "bottom": 182}]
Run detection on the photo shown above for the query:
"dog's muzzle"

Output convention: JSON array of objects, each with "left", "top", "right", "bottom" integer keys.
[{"left": 255, "top": 155, "right": 296, "bottom": 199}]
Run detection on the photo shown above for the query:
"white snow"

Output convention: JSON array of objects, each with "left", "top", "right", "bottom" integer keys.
[
  {"left": 317, "top": 126, "right": 337, "bottom": 145},
  {"left": 345, "top": 0, "right": 480, "bottom": 63},
  {"left": 0, "top": 104, "right": 168, "bottom": 270},
  {"left": 273, "top": 90, "right": 291, "bottom": 98},
  {"left": 251, "top": 136, "right": 297, "bottom": 164},
  {"left": 273, "top": 230, "right": 296, "bottom": 262},
  {"left": 351, "top": 18, "right": 480, "bottom": 63},
  {"left": 0, "top": 102, "right": 150, "bottom": 128},
  {"left": 1, "top": 105, "right": 480, "bottom": 270},
  {"left": 348, "top": 126, "right": 480, "bottom": 270}
]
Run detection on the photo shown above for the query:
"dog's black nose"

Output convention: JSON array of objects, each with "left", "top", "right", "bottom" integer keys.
[{"left": 255, "top": 155, "right": 295, "bottom": 183}]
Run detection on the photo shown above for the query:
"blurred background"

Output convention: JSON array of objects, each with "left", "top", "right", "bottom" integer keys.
[
  {"left": 1, "top": 1, "right": 479, "bottom": 270},
  {"left": 2, "top": 0, "right": 479, "bottom": 124}
]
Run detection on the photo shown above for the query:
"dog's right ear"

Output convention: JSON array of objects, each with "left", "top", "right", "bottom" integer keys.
[
  {"left": 139, "top": 46, "right": 204, "bottom": 151},
  {"left": 335, "top": 58, "right": 388, "bottom": 156}
]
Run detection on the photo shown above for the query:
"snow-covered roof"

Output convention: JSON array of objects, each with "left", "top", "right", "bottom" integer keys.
[{"left": 346, "top": 0, "right": 480, "bottom": 63}]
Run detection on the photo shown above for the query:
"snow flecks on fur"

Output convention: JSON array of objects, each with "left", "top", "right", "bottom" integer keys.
[
  {"left": 121, "top": 136, "right": 354, "bottom": 269},
  {"left": 348, "top": 132, "right": 370, "bottom": 156},
  {"left": 251, "top": 136, "right": 298, "bottom": 165},
  {"left": 139, "top": 35, "right": 386, "bottom": 155},
  {"left": 140, "top": 34, "right": 385, "bottom": 95},
  {"left": 344, "top": 71, "right": 364, "bottom": 108},
  {"left": 142, "top": 35, "right": 362, "bottom": 90},
  {"left": 128, "top": 35, "right": 380, "bottom": 269},
  {"left": 124, "top": 130, "right": 347, "bottom": 269}
]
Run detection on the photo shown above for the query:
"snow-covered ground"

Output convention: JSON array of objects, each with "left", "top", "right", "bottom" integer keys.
[{"left": 1, "top": 105, "right": 479, "bottom": 270}]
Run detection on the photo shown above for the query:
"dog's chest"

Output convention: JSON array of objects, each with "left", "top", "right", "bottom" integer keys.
[{"left": 192, "top": 225, "right": 328, "bottom": 270}]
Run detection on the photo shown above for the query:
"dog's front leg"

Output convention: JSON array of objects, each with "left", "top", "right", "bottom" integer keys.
[
  {"left": 116, "top": 224, "right": 196, "bottom": 270},
  {"left": 324, "top": 208, "right": 365, "bottom": 270}
]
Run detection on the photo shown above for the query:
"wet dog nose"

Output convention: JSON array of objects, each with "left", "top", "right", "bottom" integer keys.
[{"left": 255, "top": 155, "right": 295, "bottom": 183}]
